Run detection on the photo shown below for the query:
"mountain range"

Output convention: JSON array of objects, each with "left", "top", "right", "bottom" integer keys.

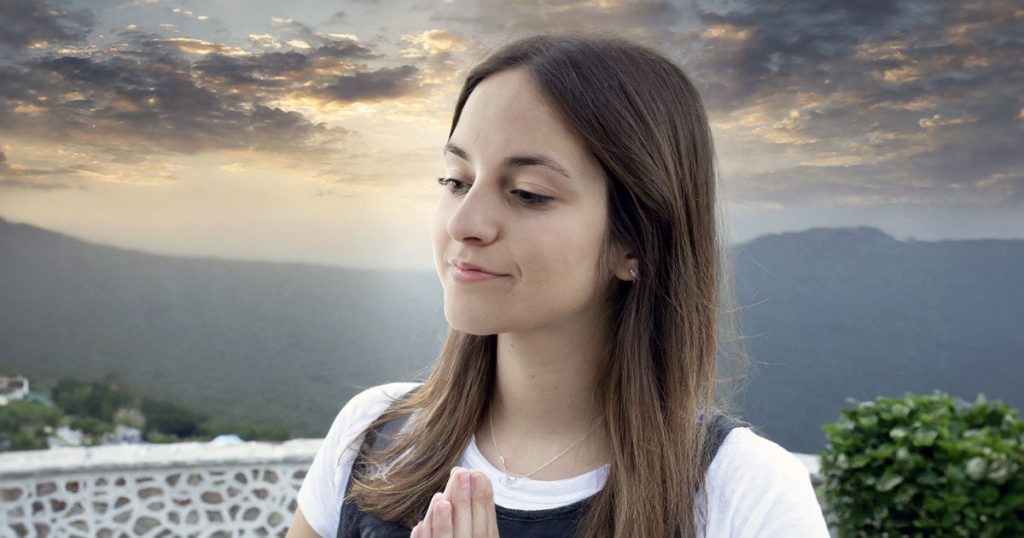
[{"left": 1, "top": 217, "right": 1020, "bottom": 452}]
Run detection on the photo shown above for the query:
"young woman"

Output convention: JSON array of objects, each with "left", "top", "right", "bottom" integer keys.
[{"left": 288, "top": 33, "right": 829, "bottom": 537}]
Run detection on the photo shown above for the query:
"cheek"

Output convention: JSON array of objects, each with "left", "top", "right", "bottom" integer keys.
[
  {"left": 431, "top": 203, "right": 451, "bottom": 271},
  {"left": 523, "top": 216, "right": 606, "bottom": 288}
]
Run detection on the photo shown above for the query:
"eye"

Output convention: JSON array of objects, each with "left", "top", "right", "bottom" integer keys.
[
  {"left": 436, "top": 177, "right": 553, "bottom": 206},
  {"left": 437, "top": 176, "right": 468, "bottom": 194},
  {"left": 511, "top": 189, "right": 552, "bottom": 206}
]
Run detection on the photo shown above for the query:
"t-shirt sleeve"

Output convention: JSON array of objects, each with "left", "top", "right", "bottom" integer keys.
[
  {"left": 703, "top": 427, "right": 831, "bottom": 538},
  {"left": 296, "top": 382, "right": 421, "bottom": 538}
]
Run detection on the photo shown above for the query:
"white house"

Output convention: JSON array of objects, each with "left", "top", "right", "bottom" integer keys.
[
  {"left": 102, "top": 425, "right": 143, "bottom": 445},
  {"left": 0, "top": 376, "right": 29, "bottom": 405},
  {"left": 47, "top": 426, "right": 84, "bottom": 448}
]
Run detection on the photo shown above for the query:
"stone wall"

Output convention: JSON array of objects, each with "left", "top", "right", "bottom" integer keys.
[
  {"left": 0, "top": 440, "right": 320, "bottom": 537},
  {"left": 1, "top": 441, "right": 823, "bottom": 536}
]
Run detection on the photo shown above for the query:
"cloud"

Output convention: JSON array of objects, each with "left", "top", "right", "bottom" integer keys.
[
  {"left": 0, "top": 24, "right": 429, "bottom": 164},
  {"left": 318, "top": 64, "right": 422, "bottom": 101},
  {"left": 430, "top": 0, "right": 686, "bottom": 36},
  {"left": 161, "top": 37, "right": 249, "bottom": 56},
  {"left": 397, "top": 29, "right": 478, "bottom": 85},
  {"left": 677, "top": 0, "right": 1024, "bottom": 208},
  {"left": 16, "top": 49, "right": 337, "bottom": 155},
  {"left": 192, "top": 36, "right": 393, "bottom": 101},
  {"left": 399, "top": 29, "right": 472, "bottom": 58},
  {"left": 0, "top": 149, "right": 91, "bottom": 190},
  {"left": 327, "top": 11, "right": 347, "bottom": 25},
  {"left": 0, "top": 0, "right": 94, "bottom": 50},
  {"left": 248, "top": 34, "right": 282, "bottom": 50},
  {"left": 169, "top": 6, "right": 207, "bottom": 21},
  {"left": 1, "top": 0, "right": 1019, "bottom": 208}
]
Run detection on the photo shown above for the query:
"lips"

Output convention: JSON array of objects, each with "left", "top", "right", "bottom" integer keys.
[{"left": 451, "top": 260, "right": 506, "bottom": 276}]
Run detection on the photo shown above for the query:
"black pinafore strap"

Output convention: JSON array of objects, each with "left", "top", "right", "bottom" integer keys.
[{"left": 337, "top": 413, "right": 741, "bottom": 538}]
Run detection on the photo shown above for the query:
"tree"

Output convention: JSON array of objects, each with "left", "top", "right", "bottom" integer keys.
[
  {"left": 0, "top": 400, "right": 62, "bottom": 451},
  {"left": 52, "top": 377, "right": 132, "bottom": 422},
  {"left": 141, "top": 397, "right": 207, "bottom": 439}
]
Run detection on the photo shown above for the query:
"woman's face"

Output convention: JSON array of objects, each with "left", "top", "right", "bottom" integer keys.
[{"left": 432, "top": 67, "right": 620, "bottom": 336}]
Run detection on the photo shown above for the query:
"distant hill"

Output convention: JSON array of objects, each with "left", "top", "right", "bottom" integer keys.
[
  {"left": 1, "top": 218, "right": 1020, "bottom": 451},
  {"left": 0, "top": 217, "right": 446, "bottom": 438},
  {"left": 732, "top": 226, "right": 1023, "bottom": 450}
]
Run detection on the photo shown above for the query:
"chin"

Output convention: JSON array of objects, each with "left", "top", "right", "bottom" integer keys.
[{"left": 443, "top": 302, "right": 504, "bottom": 336}]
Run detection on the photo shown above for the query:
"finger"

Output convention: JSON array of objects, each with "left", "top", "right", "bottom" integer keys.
[
  {"left": 411, "top": 521, "right": 423, "bottom": 538},
  {"left": 432, "top": 498, "right": 454, "bottom": 538},
  {"left": 481, "top": 474, "right": 500, "bottom": 538},
  {"left": 423, "top": 491, "right": 442, "bottom": 537},
  {"left": 451, "top": 469, "right": 474, "bottom": 536},
  {"left": 442, "top": 466, "right": 459, "bottom": 500},
  {"left": 415, "top": 518, "right": 432, "bottom": 538},
  {"left": 470, "top": 472, "right": 493, "bottom": 537}
]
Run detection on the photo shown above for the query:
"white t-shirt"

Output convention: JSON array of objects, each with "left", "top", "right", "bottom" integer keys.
[{"left": 297, "top": 382, "right": 830, "bottom": 537}]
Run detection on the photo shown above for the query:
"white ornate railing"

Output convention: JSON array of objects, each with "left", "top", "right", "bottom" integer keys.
[
  {"left": 0, "top": 441, "right": 822, "bottom": 537},
  {"left": 0, "top": 439, "right": 321, "bottom": 537}
]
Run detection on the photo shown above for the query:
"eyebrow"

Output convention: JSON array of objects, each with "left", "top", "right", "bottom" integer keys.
[{"left": 443, "top": 142, "right": 572, "bottom": 180}]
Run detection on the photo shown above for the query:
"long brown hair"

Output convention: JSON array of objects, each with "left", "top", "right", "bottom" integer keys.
[{"left": 348, "top": 31, "right": 748, "bottom": 537}]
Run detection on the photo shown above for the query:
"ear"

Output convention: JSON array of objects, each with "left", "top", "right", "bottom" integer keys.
[{"left": 609, "top": 241, "right": 639, "bottom": 283}]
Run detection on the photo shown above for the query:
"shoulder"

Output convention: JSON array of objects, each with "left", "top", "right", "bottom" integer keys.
[
  {"left": 325, "top": 382, "right": 422, "bottom": 458},
  {"left": 296, "top": 382, "right": 421, "bottom": 537},
  {"left": 332, "top": 382, "right": 422, "bottom": 428},
  {"left": 704, "top": 427, "right": 830, "bottom": 536},
  {"left": 709, "top": 426, "right": 811, "bottom": 486}
]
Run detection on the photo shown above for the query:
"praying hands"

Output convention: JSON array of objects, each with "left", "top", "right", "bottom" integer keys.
[{"left": 410, "top": 467, "right": 500, "bottom": 538}]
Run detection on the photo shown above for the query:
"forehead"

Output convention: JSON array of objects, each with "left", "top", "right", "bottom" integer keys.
[{"left": 448, "top": 68, "right": 599, "bottom": 180}]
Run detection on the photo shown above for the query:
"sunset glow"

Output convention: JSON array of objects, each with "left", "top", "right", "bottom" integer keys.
[{"left": 1, "top": 0, "right": 1020, "bottom": 269}]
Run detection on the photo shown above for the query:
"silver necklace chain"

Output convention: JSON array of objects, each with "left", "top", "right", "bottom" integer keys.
[{"left": 488, "top": 403, "right": 603, "bottom": 481}]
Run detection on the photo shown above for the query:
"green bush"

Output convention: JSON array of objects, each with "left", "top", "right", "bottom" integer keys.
[
  {"left": 52, "top": 377, "right": 132, "bottom": 422},
  {"left": 196, "top": 418, "right": 290, "bottom": 441},
  {"left": 820, "top": 391, "right": 1024, "bottom": 537},
  {"left": 141, "top": 397, "right": 207, "bottom": 439},
  {"left": 0, "top": 400, "right": 62, "bottom": 451}
]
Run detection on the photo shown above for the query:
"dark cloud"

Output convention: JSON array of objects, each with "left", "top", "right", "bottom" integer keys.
[
  {"left": 685, "top": 0, "right": 1020, "bottom": 111},
  {"left": 195, "top": 51, "right": 313, "bottom": 90},
  {"left": 675, "top": 0, "right": 1024, "bottom": 208},
  {"left": 315, "top": 39, "right": 381, "bottom": 60},
  {"left": 430, "top": 0, "right": 685, "bottom": 36},
  {"left": 19, "top": 49, "right": 336, "bottom": 154},
  {"left": 0, "top": 24, "right": 427, "bottom": 163},
  {"left": 193, "top": 37, "right": 380, "bottom": 93},
  {"left": 319, "top": 65, "right": 421, "bottom": 102},
  {"left": 0, "top": 0, "right": 94, "bottom": 50},
  {"left": 327, "top": 11, "right": 347, "bottom": 25},
  {"left": 681, "top": 1, "right": 911, "bottom": 110}
]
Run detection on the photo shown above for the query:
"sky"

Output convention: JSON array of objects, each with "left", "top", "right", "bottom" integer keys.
[{"left": 0, "top": 0, "right": 1021, "bottom": 270}]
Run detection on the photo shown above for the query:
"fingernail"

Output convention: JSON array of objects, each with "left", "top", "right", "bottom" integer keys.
[
  {"left": 459, "top": 471, "right": 470, "bottom": 488},
  {"left": 438, "top": 500, "right": 451, "bottom": 517}
]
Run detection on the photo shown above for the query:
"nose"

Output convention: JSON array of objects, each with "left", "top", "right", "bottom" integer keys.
[{"left": 445, "top": 179, "right": 499, "bottom": 245}]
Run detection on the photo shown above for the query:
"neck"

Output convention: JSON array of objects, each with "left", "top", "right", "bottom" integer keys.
[
  {"left": 491, "top": 330, "right": 603, "bottom": 435},
  {"left": 479, "top": 314, "right": 612, "bottom": 478}
]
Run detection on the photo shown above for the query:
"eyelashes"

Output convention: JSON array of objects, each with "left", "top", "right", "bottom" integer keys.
[{"left": 435, "top": 177, "right": 553, "bottom": 206}]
